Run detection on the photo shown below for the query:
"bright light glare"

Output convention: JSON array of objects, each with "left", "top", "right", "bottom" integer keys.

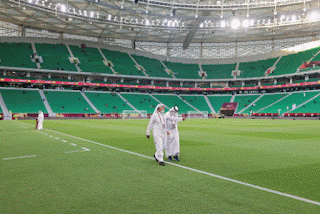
[
  {"left": 243, "top": 19, "right": 249, "bottom": 28},
  {"left": 231, "top": 19, "right": 241, "bottom": 29},
  {"left": 292, "top": 15, "right": 296, "bottom": 22},
  {"left": 145, "top": 19, "right": 150, "bottom": 26},
  {"left": 200, "top": 23, "right": 204, "bottom": 28},
  {"left": 309, "top": 12, "right": 318, "bottom": 21},
  {"left": 221, "top": 20, "right": 226, "bottom": 28},
  {"left": 60, "top": 4, "right": 66, "bottom": 13},
  {"left": 28, "top": 0, "right": 33, "bottom": 3}
]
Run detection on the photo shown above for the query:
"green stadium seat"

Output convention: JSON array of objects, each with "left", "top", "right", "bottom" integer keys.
[
  {"left": 69, "top": 45, "right": 114, "bottom": 74},
  {"left": 180, "top": 95, "right": 212, "bottom": 113},
  {"left": 44, "top": 90, "right": 95, "bottom": 113},
  {"left": 260, "top": 91, "right": 319, "bottom": 113},
  {"left": 233, "top": 95, "right": 260, "bottom": 113},
  {"left": 100, "top": 49, "right": 144, "bottom": 76},
  {"left": 84, "top": 92, "right": 133, "bottom": 113},
  {"left": 152, "top": 94, "right": 195, "bottom": 114},
  {"left": 164, "top": 61, "right": 201, "bottom": 79},
  {"left": 238, "top": 58, "right": 277, "bottom": 78},
  {"left": 35, "top": 43, "right": 78, "bottom": 71},
  {"left": 0, "top": 89, "right": 47, "bottom": 113},
  {"left": 121, "top": 93, "right": 160, "bottom": 114},
  {"left": 202, "top": 63, "right": 235, "bottom": 79},
  {"left": 270, "top": 47, "right": 320, "bottom": 76},
  {"left": 241, "top": 93, "right": 284, "bottom": 114},
  {"left": 0, "top": 42, "right": 36, "bottom": 68},
  {"left": 131, "top": 55, "right": 171, "bottom": 78},
  {"left": 206, "top": 95, "right": 232, "bottom": 113}
]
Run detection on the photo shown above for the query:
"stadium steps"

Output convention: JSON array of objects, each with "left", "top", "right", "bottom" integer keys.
[
  {"left": 180, "top": 95, "right": 213, "bottom": 114},
  {"left": 307, "top": 48, "right": 320, "bottom": 63},
  {"left": 152, "top": 94, "right": 195, "bottom": 113},
  {"left": 39, "top": 90, "right": 55, "bottom": 117},
  {"left": 127, "top": 54, "right": 148, "bottom": 77},
  {"left": 116, "top": 93, "right": 138, "bottom": 111},
  {"left": 0, "top": 91, "right": 11, "bottom": 120},
  {"left": 176, "top": 95, "right": 201, "bottom": 113},
  {"left": 289, "top": 92, "right": 320, "bottom": 113},
  {"left": 238, "top": 94, "right": 264, "bottom": 114},
  {"left": 80, "top": 91, "right": 100, "bottom": 114},
  {"left": 230, "top": 94, "right": 236, "bottom": 102},
  {"left": 66, "top": 45, "right": 81, "bottom": 72},
  {"left": 204, "top": 95, "right": 216, "bottom": 114},
  {"left": 159, "top": 60, "right": 176, "bottom": 78},
  {"left": 84, "top": 92, "right": 133, "bottom": 113},
  {"left": 120, "top": 93, "right": 161, "bottom": 114},
  {"left": 31, "top": 43, "right": 41, "bottom": 69},
  {"left": 97, "top": 48, "right": 117, "bottom": 74},
  {"left": 238, "top": 58, "right": 278, "bottom": 78},
  {"left": 148, "top": 94, "right": 169, "bottom": 110},
  {"left": 257, "top": 93, "right": 292, "bottom": 113},
  {"left": 34, "top": 43, "right": 77, "bottom": 72},
  {"left": 207, "top": 95, "right": 233, "bottom": 113},
  {"left": 69, "top": 45, "right": 114, "bottom": 74}
]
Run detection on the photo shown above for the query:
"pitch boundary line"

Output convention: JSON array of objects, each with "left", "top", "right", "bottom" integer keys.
[
  {"left": 3, "top": 155, "right": 36, "bottom": 160},
  {"left": 16, "top": 121, "right": 320, "bottom": 206}
]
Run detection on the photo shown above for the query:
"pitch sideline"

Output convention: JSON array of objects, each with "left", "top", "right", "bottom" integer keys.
[{"left": 16, "top": 121, "right": 320, "bottom": 206}]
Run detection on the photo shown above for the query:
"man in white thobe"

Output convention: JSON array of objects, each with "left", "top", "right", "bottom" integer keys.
[
  {"left": 164, "top": 106, "right": 185, "bottom": 161},
  {"left": 37, "top": 110, "right": 44, "bottom": 130},
  {"left": 146, "top": 104, "right": 168, "bottom": 166}
]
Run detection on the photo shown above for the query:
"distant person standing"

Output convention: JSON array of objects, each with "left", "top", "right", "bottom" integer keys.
[
  {"left": 164, "top": 106, "right": 185, "bottom": 161},
  {"left": 146, "top": 104, "right": 167, "bottom": 166},
  {"left": 37, "top": 110, "right": 44, "bottom": 130}
]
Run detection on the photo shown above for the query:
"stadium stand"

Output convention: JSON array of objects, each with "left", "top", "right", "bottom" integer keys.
[
  {"left": 44, "top": 90, "right": 95, "bottom": 113},
  {"left": 121, "top": 93, "right": 160, "bottom": 114},
  {"left": 202, "top": 63, "right": 236, "bottom": 79},
  {"left": 84, "top": 92, "right": 133, "bottom": 113},
  {"left": 180, "top": 95, "right": 212, "bottom": 113},
  {"left": 0, "top": 88, "right": 47, "bottom": 113},
  {"left": 152, "top": 94, "right": 195, "bottom": 113},
  {"left": 241, "top": 93, "right": 285, "bottom": 114},
  {"left": 233, "top": 95, "right": 260, "bottom": 113},
  {"left": 0, "top": 42, "right": 36, "bottom": 68},
  {"left": 270, "top": 47, "right": 320, "bottom": 76},
  {"left": 131, "top": 55, "right": 171, "bottom": 78},
  {"left": 207, "top": 95, "right": 232, "bottom": 112},
  {"left": 100, "top": 49, "right": 144, "bottom": 76},
  {"left": 291, "top": 92, "right": 320, "bottom": 113},
  {"left": 35, "top": 43, "right": 78, "bottom": 71},
  {"left": 238, "top": 58, "right": 277, "bottom": 78},
  {"left": 69, "top": 45, "right": 114, "bottom": 74},
  {"left": 163, "top": 61, "right": 201, "bottom": 79},
  {"left": 260, "top": 91, "right": 319, "bottom": 113}
]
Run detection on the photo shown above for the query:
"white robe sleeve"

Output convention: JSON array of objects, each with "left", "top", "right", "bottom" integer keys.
[{"left": 146, "top": 114, "right": 155, "bottom": 135}]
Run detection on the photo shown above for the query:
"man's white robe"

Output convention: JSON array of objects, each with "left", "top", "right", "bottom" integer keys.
[
  {"left": 164, "top": 108, "right": 183, "bottom": 157},
  {"left": 37, "top": 112, "right": 44, "bottom": 130},
  {"left": 146, "top": 104, "right": 166, "bottom": 162}
]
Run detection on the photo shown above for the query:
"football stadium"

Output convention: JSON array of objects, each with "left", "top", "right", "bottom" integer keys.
[{"left": 1, "top": 0, "right": 320, "bottom": 213}]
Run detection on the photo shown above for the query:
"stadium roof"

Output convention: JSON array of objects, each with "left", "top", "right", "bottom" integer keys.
[{"left": 1, "top": 0, "right": 320, "bottom": 46}]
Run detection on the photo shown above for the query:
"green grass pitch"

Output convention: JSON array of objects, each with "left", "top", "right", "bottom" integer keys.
[{"left": 1, "top": 118, "right": 320, "bottom": 213}]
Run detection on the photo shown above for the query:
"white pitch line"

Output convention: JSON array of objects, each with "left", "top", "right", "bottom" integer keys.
[
  {"left": 3, "top": 155, "right": 36, "bottom": 160},
  {"left": 16, "top": 121, "right": 320, "bottom": 206},
  {"left": 64, "top": 147, "right": 90, "bottom": 153},
  {"left": 49, "top": 135, "right": 53, "bottom": 137},
  {"left": 62, "top": 140, "right": 68, "bottom": 143},
  {"left": 70, "top": 143, "right": 77, "bottom": 146},
  {"left": 55, "top": 137, "right": 60, "bottom": 140}
]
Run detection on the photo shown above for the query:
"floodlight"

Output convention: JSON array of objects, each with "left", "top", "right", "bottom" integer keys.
[
  {"left": 28, "top": 0, "right": 32, "bottom": 3},
  {"left": 243, "top": 19, "right": 249, "bottom": 28},
  {"left": 221, "top": 20, "right": 226, "bottom": 28},
  {"left": 231, "top": 19, "right": 240, "bottom": 29},
  {"left": 309, "top": 12, "right": 318, "bottom": 21},
  {"left": 60, "top": 4, "right": 66, "bottom": 13}
]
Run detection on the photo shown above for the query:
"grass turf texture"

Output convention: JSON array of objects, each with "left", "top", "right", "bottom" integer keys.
[{"left": 1, "top": 119, "right": 320, "bottom": 213}]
